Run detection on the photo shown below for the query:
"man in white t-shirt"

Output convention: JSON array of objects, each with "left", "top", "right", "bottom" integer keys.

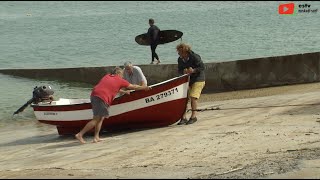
[{"left": 123, "top": 61, "right": 147, "bottom": 86}]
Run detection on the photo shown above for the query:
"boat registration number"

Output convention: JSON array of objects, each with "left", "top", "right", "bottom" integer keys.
[
  {"left": 44, "top": 112, "right": 58, "bottom": 115},
  {"left": 145, "top": 87, "right": 178, "bottom": 103}
]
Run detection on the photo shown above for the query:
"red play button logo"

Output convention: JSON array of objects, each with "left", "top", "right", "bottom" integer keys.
[{"left": 279, "top": 3, "right": 295, "bottom": 14}]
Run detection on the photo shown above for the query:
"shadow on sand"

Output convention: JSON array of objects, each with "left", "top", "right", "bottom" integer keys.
[{"left": 0, "top": 124, "right": 178, "bottom": 149}]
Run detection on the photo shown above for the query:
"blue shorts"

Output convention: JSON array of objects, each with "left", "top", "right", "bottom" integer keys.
[{"left": 90, "top": 96, "right": 110, "bottom": 117}]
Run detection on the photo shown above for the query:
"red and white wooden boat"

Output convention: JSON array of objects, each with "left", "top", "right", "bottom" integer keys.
[{"left": 31, "top": 74, "right": 190, "bottom": 135}]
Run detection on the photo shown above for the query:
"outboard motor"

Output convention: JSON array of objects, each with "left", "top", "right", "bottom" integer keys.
[
  {"left": 32, "top": 85, "right": 54, "bottom": 104},
  {"left": 13, "top": 85, "right": 54, "bottom": 115}
]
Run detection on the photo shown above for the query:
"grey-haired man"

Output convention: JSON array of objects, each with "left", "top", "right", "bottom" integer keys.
[{"left": 123, "top": 61, "right": 147, "bottom": 86}]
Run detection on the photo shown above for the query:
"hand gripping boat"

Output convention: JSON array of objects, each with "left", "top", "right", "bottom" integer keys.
[{"left": 31, "top": 75, "right": 190, "bottom": 135}]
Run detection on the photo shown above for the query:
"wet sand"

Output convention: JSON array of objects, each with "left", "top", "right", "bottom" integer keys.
[{"left": 1, "top": 82, "right": 320, "bottom": 178}]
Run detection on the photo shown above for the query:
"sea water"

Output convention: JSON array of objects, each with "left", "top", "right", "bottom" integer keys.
[{"left": 1, "top": 1, "right": 319, "bottom": 125}]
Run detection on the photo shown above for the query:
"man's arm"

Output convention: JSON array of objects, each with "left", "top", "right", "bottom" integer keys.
[
  {"left": 177, "top": 59, "right": 185, "bottom": 75},
  {"left": 191, "top": 53, "right": 205, "bottom": 74},
  {"left": 135, "top": 66, "right": 148, "bottom": 86},
  {"left": 139, "top": 81, "right": 147, "bottom": 87},
  {"left": 119, "top": 88, "right": 131, "bottom": 95},
  {"left": 153, "top": 29, "right": 159, "bottom": 41},
  {"left": 127, "top": 84, "right": 151, "bottom": 91}
]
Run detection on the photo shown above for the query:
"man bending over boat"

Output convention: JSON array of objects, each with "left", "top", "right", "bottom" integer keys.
[
  {"left": 75, "top": 67, "right": 151, "bottom": 144},
  {"left": 123, "top": 61, "right": 147, "bottom": 86},
  {"left": 176, "top": 43, "right": 205, "bottom": 125}
]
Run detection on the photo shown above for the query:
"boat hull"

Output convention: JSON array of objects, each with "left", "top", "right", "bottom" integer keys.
[{"left": 32, "top": 75, "right": 190, "bottom": 135}]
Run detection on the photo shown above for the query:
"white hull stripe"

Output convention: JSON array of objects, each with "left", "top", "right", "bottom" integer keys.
[{"left": 34, "top": 82, "right": 188, "bottom": 121}]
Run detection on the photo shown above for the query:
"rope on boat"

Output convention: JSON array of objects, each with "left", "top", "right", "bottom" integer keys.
[{"left": 186, "top": 103, "right": 320, "bottom": 112}]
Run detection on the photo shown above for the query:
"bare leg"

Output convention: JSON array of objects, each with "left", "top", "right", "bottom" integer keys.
[
  {"left": 182, "top": 92, "right": 191, "bottom": 119},
  {"left": 177, "top": 97, "right": 189, "bottom": 125},
  {"left": 182, "top": 100, "right": 189, "bottom": 119},
  {"left": 75, "top": 116, "right": 99, "bottom": 144},
  {"left": 93, "top": 116, "right": 106, "bottom": 143},
  {"left": 75, "top": 133, "right": 86, "bottom": 144},
  {"left": 190, "top": 97, "right": 198, "bottom": 118}
]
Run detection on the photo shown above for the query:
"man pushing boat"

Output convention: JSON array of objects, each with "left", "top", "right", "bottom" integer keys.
[{"left": 75, "top": 67, "right": 151, "bottom": 144}]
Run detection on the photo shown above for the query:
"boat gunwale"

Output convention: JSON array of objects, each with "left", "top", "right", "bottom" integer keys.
[{"left": 31, "top": 74, "right": 189, "bottom": 108}]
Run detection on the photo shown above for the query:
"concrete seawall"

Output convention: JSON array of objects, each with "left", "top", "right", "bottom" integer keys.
[{"left": 1, "top": 52, "right": 319, "bottom": 93}]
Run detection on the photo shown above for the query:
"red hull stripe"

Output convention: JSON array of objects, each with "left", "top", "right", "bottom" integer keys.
[{"left": 33, "top": 75, "right": 189, "bottom": 112}]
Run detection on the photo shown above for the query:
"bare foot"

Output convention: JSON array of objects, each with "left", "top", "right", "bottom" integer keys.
[
  {"left": 156, "top": 60, "right": 161, "bottom": 64},
  {"left": 92, "top": 137, "right": 105, "bottom": 143},
  {"left": 75, "top": 133, "right": 86, "bottom": 144}
]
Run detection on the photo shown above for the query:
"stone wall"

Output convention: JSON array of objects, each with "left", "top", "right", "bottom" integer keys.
[{"left": 1, "top": 52, "right": 319, "bottom": 93}]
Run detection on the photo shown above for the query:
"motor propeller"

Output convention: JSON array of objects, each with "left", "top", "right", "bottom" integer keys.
[{"left": 13, "top": 85, "right": 54, "bottom": 115}]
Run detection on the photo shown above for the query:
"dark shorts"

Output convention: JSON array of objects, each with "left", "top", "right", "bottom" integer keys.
[{"left": 90, "top": 96, "right": 110, "bottom": 117}]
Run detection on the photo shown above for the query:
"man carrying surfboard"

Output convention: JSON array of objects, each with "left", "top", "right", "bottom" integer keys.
[{"left": 147, "top": 18, "right": 161, "bottom": 65}]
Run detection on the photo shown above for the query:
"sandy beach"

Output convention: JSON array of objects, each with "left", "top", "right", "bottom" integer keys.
[{"left": 1, "top": 82, "right": 320, "bottom": 179}]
